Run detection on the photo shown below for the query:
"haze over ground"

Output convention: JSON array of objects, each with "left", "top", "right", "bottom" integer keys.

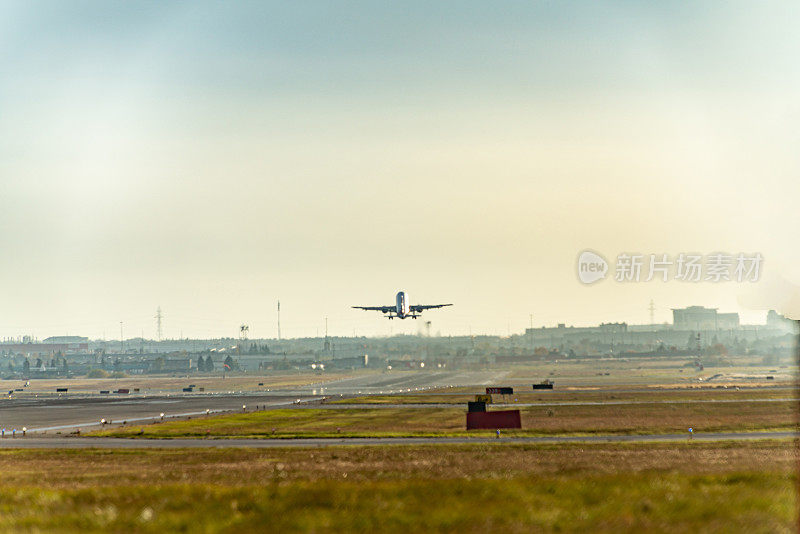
[{"left": 1, "top": 2, "right": 798, "bottom": 339}]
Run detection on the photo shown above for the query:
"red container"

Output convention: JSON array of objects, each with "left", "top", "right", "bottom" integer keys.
[{"left": 466, "top": 410, "right": 521, "bottom": 430}]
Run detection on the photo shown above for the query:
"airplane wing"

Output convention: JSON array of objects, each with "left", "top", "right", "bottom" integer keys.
[
  {"left": 409, "top": 304, "right": 453, "bottom": 312},
  {"left": 352, "top": 305, "right": 395, "bottom": 313}
]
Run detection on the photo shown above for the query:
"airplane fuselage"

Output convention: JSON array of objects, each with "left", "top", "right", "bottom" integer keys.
[{"left": 395, "top": 291, "right": 411, "bottom": 319}]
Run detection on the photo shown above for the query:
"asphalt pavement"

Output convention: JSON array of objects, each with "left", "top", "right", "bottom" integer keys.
[
  {"left": 0, "top": 430, "right": 794, "bottom": 448},
  {"left": 0, "top": 370, "right": 508, "bottom": 433}
]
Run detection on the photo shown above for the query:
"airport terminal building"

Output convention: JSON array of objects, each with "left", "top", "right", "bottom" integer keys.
[{"left": 672, "top": 306, "right": 740, "bottom": 330}]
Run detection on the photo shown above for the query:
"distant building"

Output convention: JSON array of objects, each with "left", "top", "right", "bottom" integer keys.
[
  {"left": 145, "top": 358, "right": 191, "bottom": 373},
  {"left": 164, "top": 358, "right": 191, "bottom": 372},
  {"left": 524, "top": 322, "right": 629, "bottom": 346},
  {"left": 766, "top": 310, "right": 797, "bottom": 331},
  {"left": 672, "top": 306, "right": 739, "bottom": 330},
  {"left": 598, "top": 322, "right": 628, "bottom": 333},
  {"left": 0, "top": 341, "right": 89, "bottom": 355},
  {"left": 43, "top": 336, "right": 89, "bottom": 344},
  {"left": 716, "top": 313, "right": 741, "bottom": 329}
]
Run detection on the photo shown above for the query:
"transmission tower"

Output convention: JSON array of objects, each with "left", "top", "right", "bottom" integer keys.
[
  {"left": 529, "top": 313, "right": 534, "bottom": 350},
  {"left": 324, "top": 317, "right": 330, "bottom": 352},
  {"left": 277, "top": 300, "right": 281, "bottom": 341},
  {"left": 239, "top": 324, "right": 250, "bottom": 356},
  {"left": 155, "top": 306, "right": 163, "bottom": 342},
  {"left": 648, "top": 299, "right": 655, "bottom": 325}
]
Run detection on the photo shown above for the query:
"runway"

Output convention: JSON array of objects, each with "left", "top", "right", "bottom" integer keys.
[
  {"left": 0, "top": 370, "right": 508, "bottom": 433},
  {"left": 0, "top": 394, "right": 318, "bottom": 433},
  {"left": 0, "top": 370, "right": 793, "bottom": 437},
  {"left": 0, "top": 430, "right": 794, "bottom": 449},
  {"left": 286, "top": 370, "right": 511, "bottom": 395}
]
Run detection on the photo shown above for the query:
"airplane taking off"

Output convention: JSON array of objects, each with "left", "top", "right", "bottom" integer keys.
[{"left": 353, "top": 291, "right": 452, "bottom": 320}]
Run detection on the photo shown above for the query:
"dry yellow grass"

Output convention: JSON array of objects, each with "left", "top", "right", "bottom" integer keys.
[
  {"left": 93, "top": 398, "right": 798, "bottom": 439},
  {"left": 0, "top": 440, "right": 793, "bottom": 487},
  {"left": 0, "top": 441, "right": 794, "bottom": 532}
]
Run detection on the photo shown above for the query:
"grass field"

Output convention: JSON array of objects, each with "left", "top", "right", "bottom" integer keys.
[
  {"left": 0, "top": 440, "right": 793, "bottom": 532},
  {"left": 91, "top": 398, "right": 798, "bottom": 439}
]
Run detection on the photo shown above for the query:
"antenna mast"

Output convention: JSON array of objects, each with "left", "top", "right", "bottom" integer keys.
[
  {"left": 155, "top": 306, "right": 163, "bottom": 342},
  {"left": 277, "top": 300, "right": 281, "bottom": 341}
]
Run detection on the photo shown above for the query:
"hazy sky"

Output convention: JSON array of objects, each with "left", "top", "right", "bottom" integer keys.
[{"left": 1, "top": 2, "right": 798, "bottom": 340}]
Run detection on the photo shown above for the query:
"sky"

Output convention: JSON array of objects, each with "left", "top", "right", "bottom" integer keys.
[{"left": 1, "top": 1, "right": 798, "bottom": 340}]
